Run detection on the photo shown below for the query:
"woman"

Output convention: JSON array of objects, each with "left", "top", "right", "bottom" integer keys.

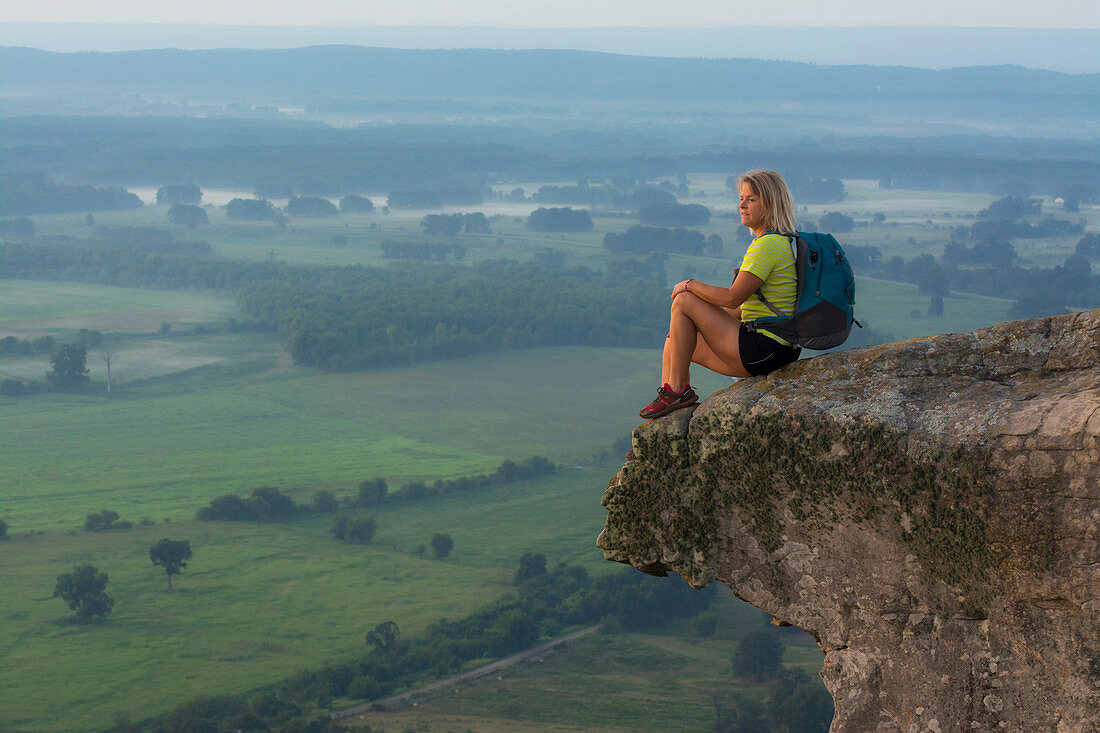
[{"left": 639, "top": 169, "right": 802, "bottom": 419}]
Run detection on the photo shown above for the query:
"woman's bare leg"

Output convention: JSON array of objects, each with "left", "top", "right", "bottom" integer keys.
[{"left": 666, "top": 293, "right": 751, "bottom": 389}]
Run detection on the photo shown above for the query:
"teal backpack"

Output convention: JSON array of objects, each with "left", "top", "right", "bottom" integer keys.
[{"left": 746, "top": 231, "right": 860, "bottom": 350}]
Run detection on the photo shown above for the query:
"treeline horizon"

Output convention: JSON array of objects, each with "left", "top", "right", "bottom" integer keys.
[{"left": 5, "top": 45, "right": 1096, "bottom": 102}]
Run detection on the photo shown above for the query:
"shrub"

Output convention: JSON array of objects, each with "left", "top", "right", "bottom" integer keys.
[{"left": 430, "top": 533, "right": 454, "bottom": 558}]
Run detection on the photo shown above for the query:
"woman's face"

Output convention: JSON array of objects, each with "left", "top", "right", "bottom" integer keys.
[{"left": 739, "top": 182, "right": 767, "bottom": 234}]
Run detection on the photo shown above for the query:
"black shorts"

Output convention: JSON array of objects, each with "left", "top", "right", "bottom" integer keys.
[{"left": 739, "top": 324, "right": 801, "bottom": 376}]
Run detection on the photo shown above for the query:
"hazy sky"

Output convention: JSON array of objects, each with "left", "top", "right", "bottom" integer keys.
[{"left": 3, "top": 0, "right": 1098, "bottom": 28}]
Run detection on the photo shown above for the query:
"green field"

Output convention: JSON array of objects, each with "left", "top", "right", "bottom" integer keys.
[{"left": 0, "top": 466, "right": 617, "bottom": 732}]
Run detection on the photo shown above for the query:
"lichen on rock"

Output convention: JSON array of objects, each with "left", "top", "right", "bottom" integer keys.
[{"left": 598, "top": 309, "right": 1100, "bottom": 733}]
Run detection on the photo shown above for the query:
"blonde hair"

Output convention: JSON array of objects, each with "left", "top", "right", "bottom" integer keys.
[{"left": 737, "top": 170, "right": 798, "bottom": 235}]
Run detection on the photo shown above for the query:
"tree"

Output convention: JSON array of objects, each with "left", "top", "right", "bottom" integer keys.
[
  {"left": 339, "top": 194, "right": 375, "bottom": 213},
  {"left": 365, "top": 620, "right": 401, "bottom": 658},
  {"left": 769, "top": 667, "right": 834, "bottom": 733},
  {"left": 357, "top": 478, "right": 387, "bottom": 506},
  {"left": 421, "top": 213, "right": 464, "bottom": 236},
  {"left": 167, "top": 203, "right": 209, "bottom": 228},
  {"left": 515, "top": 552, "right": 547, "bottom": 583},
  {"left": 100, "top": 351, "right": 113, "bottom": 393},
  {"left": 732, "top": 630, "right": 783, "bottom": 680},
  {"left": 312, "top": 489, "right": 339, "bottom": 513},
  {"left": 526, "top": 207, "right": 594, "bottom": 232},
  {"left": 978, "top": 195, "right": 1041, "bottom": 219},
  {"left": 430, "top": 532, "right": 454, "bottom": 558},
  {"left": 0, "top": 519, "right": 7, "bottom": 540},
  {"left": 54, "top": 564, "right": 114, "bottom": 621},
  {"left": 46, "top": 343, "right": 90, "bottom": 390},
  {"left": 225, "top": 198, "right": 277, "bottom": 221},
  {"left": 286, "top": 196, "right": 338, "bottom": 217},
  {"left": 345, "top": 516, "right": 377, "bottom": 544},
  {"left": 1076, "top": 233, "right": 1100, "bottom": 258},
  {"left": 819, "top": 211, "right": 855, "bottom": 233},
  {"left": 149, "top": 538, "right": 192, "bottom": 590},
  {"left": 463, "top": 212, "right": 492, "bottom": 234},
  {"left": 84, "top": 509, "right": 131, "bottom": 532}
]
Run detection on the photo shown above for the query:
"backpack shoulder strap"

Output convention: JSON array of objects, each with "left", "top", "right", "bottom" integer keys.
[{"left": 753, "top": 231, "right": 799, "bottom": 317}]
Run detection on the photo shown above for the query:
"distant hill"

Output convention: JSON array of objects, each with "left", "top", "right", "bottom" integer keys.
[
  {"left": 2, "top": 24, "right": 1099, "bottom": 73},
  {"left": 2, "top": 45, "right": 1096, "bottom": 104}
]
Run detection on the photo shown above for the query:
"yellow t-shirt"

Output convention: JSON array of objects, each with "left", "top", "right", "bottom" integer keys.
[{"left": 737, "top": 233, "right": 797, "bottom": 346}]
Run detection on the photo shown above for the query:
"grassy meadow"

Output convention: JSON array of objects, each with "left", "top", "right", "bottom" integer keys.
[
  {"left": 0, "top": 466, "right": 618, "bottom": 732},
  {"left": 1, "top": 177, "right": 1068, "bottom": 731}
]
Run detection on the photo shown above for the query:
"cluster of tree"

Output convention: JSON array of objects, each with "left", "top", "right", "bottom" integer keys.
[
  {"left": 0, "top": 335, "right": 56, "bottom": 356},
  {"left": 968, "top": 216, "right": 1084, "bottom": 241},
  {"left": 530, "top": 182, "right": 678, "bottom": 209},
  {"left": 978, "top": 195, "right": 1042, "bottom": 219},
  {"left": 84, "top": 509, "right": 132, "bottom": 532},
  {"left": 638, "top": 202, "right": 710, "bottom": 227},
  {"left": 0, "top": 378, "right": 43, "bottom": 396},
  {"left": 605, "top": 252, "right": 668, "bottom": 285},
  {"left": 339, "top": 194, "right": 374, "bottom": 213},
  {"left": 387, "top": 456, "right": 557, "bottom": 503},
  {"left": 603, "top": 225, "right": 722, "bottom": 256},
  {"left": 0, "top": 173, "right": 142, "bottom": 216},
  {"left": 715, "top": 665, "right": 834, "bottom": 733},
  {"left": 388, "top": 186, "right": 486, "bottom": 209},
  {"left": 380, "top": 239, "right": 467, "bottom": 262},
  {"left": 0, "top": 216, "right": 35, "bottom": 239},
  {"left": 526, "top": 207, "right": 594, "bottom": 232},
  {"left": 419, "top": 212, "right": 491, "bottom": 236},
  {"left": 239, "top": 259, "right": 667, "bottom": 370},
  {"left": 791, "top": 178, "right": 846, "bottom": 204},
  {"left": 944, "top": 239, "right": 1017, "bottom": 268},
  {"left": 82, "top": 225, "right": 212, "bottom": 255},
  {"left": 856, "top": 242, "right": 1097, "bottom": 319},
  {"left": 51, "top": 539, "right": 193, "bottom": 631},
  {"left": 818, "top": 211, "right": 856, "bottom": 233},
  {"left": 46, "top": 343, "right": 91, "bottom": 390},
  {"left": 286, "top": 196, "right": 338, "bottom": 217},
  {"left": 1077, "top": 233, "right": 1100, "bottom": 258},
  {"left": 166, "top": 203, "right": 209, "bottom": 228},
  {"left": 196, "top": 486, "right": 300, "bottom": 523},
  {"left": 0, "top": 519, "right": 7, "bottom": 540},
  {"left": 156, "top": 185, "right": 202, "bottom": 205},
  {"left": 331, "top": 515, "right": 377, "bottom": 544},
  {"left": 225, "top": 197, "right": 278, "bottom": 221},
  {"left": 194, "top": 458, "right": 553, "bottom": 533}
]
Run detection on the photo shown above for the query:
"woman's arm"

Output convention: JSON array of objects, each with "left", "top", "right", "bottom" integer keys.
[{"left": 671, "top": 270, "right": 765, "bottom": 309}]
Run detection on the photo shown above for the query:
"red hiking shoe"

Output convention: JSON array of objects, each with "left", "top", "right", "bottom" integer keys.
[{"left": 639, "top": 383, "right": 698, "bottom": 419}]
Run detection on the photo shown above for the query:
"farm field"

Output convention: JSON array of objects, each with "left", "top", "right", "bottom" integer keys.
[
  {"left": 0, "top": 271, "right": 1014, "bottom": 534},
  {"left": 0, "top": 464, "right": 619, "bottom": 733}
]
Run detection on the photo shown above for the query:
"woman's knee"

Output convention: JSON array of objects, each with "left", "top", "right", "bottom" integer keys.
[{"left": 671, "top": 291, "right": 703, "bottom": 314}]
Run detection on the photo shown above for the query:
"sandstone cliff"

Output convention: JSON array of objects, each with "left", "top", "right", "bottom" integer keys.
[{"left": 598, "top": 309, "right": 1099, "bottom": 733}]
